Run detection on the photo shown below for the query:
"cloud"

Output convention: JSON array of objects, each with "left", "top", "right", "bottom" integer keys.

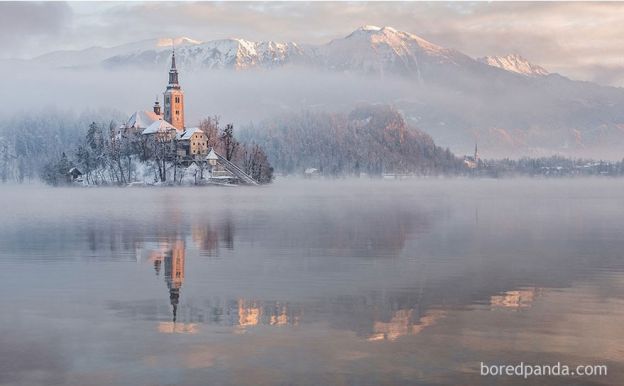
[{"left": 0, "top": 2, "right": 72, "bottom": 59}]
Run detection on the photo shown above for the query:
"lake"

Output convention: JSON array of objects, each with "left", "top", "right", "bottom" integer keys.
[{"left": 1, "top": 178, "right": 623, "bottom": 385}]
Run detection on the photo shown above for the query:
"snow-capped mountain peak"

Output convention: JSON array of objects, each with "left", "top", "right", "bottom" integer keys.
[
  {"left": 156, "top": 36, "right": 203, "bottom": 48},
  {"left": 101, "top": 36, "right": 306, "bottom": 70},
  {"left": 357, "top": 25, "right": 382, "bottom": 32},
  {"left": 28, "top": 27, "right": 547, "bottom": 80},
  {"left": 316, "top": 25, "right": 465, "bottom": 76},
  {"left": 344, "top": 25, "right": 443, "bottom": 52},
  {"left": 477, "top": 54, "right": 549, "bottom": 76}
]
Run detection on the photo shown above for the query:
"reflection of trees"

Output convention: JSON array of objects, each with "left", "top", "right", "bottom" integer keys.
[
  {"left": 20, "top": 195, "right": 436, "bottom": 261},
  {"left": 79, "top": 213, "right": 236, "bottom": 257},
  {"left": 242, "top": 205, "right": 433, "bottom": 258},
  {"left": 191, "top": 217, "right": 235, "bottom": 255}
]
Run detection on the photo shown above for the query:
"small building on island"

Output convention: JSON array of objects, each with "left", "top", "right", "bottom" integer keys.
[{"left": 67, "top": 167, "right": 83, "bottom": 183}]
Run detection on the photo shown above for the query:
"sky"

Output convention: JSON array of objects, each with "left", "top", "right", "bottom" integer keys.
[{"left": 1, "top": 1, "right": 624, "bottom": 86}]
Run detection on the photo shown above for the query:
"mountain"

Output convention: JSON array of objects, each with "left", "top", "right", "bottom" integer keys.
[
  {"left": 25, "top": 26, "right": 486, "bottom": 76},
  {"left": 31, "top": 36, "right": 202, "bottom": 68},
  {"left": 23, "top": 26, "right": 550, "bottom": 81},
  {"left": 478, "top": 54, "right": 549, "bottom": 77},
  {"left": 10, "top": 26, "right": 624, "bottom": 159},
  {"left": 103, "top": 38, "right": 306, "bottom": 70},
  {"left": 308, "top": 25, "right": 472, "bottom": 77}
]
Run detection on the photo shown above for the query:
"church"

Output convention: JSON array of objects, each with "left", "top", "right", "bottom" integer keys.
[
  {"left": 117, "top": 50, "right": 258, "bottom": 185},
  {"left": 121, "top": 50, "right": 208, "bottom": 158}
]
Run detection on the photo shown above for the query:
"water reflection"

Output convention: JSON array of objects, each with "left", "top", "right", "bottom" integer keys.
[
  {"left": 137, "top": 234, "right": 307, "bottom": 332},
  {"left": 133, "top": 231, "right": 544, "bottom": 345},
  {"left": 3, "top": 181, "right": 624, "bottom": 385},
  {"left": 142, "top": 240, "right": 186, "bottom": 321},
  {"left": 490, "top": 287, "right": 542, "bottom": 310},
  {"left": 236, "top": 299, "right": 301, "bottom": 329},
  {"left": 120, "top": 201, "right": 616, "bottom": 348},
  {"left": 368, "top": 309, "right": 446, "bottom": 342},
  {"left": 191, "top": 218, "right": 235, "bottom": 254}
]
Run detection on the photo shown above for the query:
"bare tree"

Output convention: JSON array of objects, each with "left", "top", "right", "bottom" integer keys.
[
  {"left": 147, "top": 130, "right": 176, "bottom": 183},
  {"left": 220, "top": 123, "right": 239, "bottom": 161},
  {"left": 199, "top": 116, "right": 221, "bottom": 149}
]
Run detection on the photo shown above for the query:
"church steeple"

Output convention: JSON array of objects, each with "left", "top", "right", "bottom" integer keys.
[
  {"left": 168, "top": 50, "right": 180, "bottom": 89},
  {"left": 163, "top": 49, "right": 184, "bottom": 129}
]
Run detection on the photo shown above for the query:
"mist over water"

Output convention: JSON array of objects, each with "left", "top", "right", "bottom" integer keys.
[
  {"left": 0, "top": 65, "right": 410, "bottom": 126},
  {"left": 1, "top": 178, "right": 623, "bottom": 385}
]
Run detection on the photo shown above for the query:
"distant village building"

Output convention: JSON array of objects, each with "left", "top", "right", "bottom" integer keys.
[
  {"left": 304, "top": 168, "right": 320, "bottom": 178},
  {"left": 463, "top": 143, "right": 480, "bottom": 169},
  {"left": 67, "top": 167, "right": 83, "bottom": 182}
]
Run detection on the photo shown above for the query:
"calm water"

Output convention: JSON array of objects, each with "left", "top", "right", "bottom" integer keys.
[{"left": 1, "top": 179, "right": 623, "bottom": 385}]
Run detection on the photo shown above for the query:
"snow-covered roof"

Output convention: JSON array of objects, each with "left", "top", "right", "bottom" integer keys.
[
  {"left": 142, "top": 119, "right": 177, "bottom": 135},
  {"left": 176, "top": 127, "right": 204, "bottom": 140},
  {"left": 206, "top": 148, "right": 218, "bottom": 161},
  {"left": 127, "top": 110, "right": 162, "bottom": 129},
  {"left": 186, "top": 162, "right": 201, "bottom": 172}
]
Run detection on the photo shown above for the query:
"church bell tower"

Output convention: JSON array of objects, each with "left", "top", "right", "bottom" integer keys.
[{"left": 163, "top": 51, "right": 184, "bottom": 130}]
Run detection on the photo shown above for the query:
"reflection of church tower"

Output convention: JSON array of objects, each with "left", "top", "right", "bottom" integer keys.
[
  {"left": 163, "top": 51, "right": 185, "bottom": 130},
  {"left": 164, "top": 240, "right": 185, "bottom": 322}
]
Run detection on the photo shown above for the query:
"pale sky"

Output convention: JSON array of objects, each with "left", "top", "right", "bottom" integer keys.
[{"left": 2, "top": 1, "right": 624, "bottom": 86}]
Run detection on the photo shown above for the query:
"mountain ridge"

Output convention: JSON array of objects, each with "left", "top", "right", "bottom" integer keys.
[
  {"left": 478, "top": 54, "right": 549, "bottom": 77},
  {"left": 23, "top": 26, "right": 554, "bottom": 80}
]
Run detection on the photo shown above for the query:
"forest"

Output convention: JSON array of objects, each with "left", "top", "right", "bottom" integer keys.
[
  {"left": 2, "top": 105, "right": 624, "bottom": 185},
  {"left": 239, "top": 104, "right": 464, "bottom": 176},
  {"left": 480, "top": 156, "right": 624, "bottom": 177},
  {"left": 0, "top": 109, "right": 273, "bottom": 186}
]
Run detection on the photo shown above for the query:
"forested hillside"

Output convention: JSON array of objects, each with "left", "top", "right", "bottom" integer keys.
[{"left": 240, "top": 105, "right": 463, "bottom": 176}]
